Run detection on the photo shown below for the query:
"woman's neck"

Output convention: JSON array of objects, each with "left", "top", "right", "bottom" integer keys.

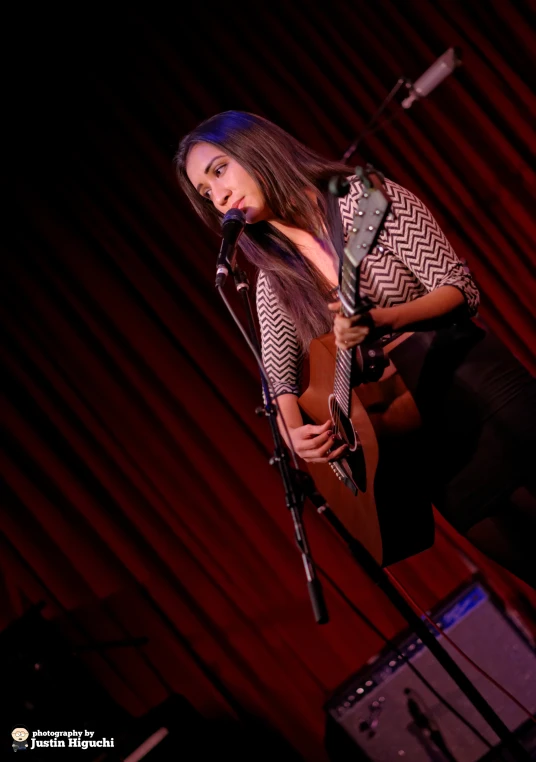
[
  {"left": 270, "top": 220, "right": 337, "bottom": 254},
  {"left": 270, "top": 221, "right": 339, "bottom": 288},
  {"left": 269, "top": 220, "right": 316, "bottom": 246}
]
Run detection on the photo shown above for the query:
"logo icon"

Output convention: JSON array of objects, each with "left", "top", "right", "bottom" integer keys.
[{"left": 12, "top": 727, "right": 30, "bottom": 752}]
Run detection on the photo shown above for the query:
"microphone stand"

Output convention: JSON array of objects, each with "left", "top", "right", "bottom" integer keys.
[
  {"left": 341, "top": 76, "right": 410, "bottom": 162},
  {"left": 221, "top": 267, "right": 329, "bottom": 625},
  {"left": 341, "top": 48, "right": 462, "bottom": 163}
]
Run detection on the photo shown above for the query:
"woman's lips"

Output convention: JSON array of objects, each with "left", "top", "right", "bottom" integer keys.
[{"left": 232, "top": 197, "right": 245, "bottom": 210}]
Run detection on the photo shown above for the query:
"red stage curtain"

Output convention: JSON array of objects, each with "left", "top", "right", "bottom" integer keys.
[{"left": 4, "top": 2, "right": 536, "bottom": 759}]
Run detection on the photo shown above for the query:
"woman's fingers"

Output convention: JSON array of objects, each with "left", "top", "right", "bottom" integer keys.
[
  {"left": 334, "top": 326, "right": 370, "bottom": 349},
  {"left": 288, "top": 419, "right": 349, "bottom": 463},
  {"left": 333, "top": 313, "right": 370, "bottom": 348},
  {"left": 299, "top": 432, "right": 348, "bottom": 462},
  {"left": 303, "top": 419, "right": 331, "bottom": 437},
  {"left": 327, "top": 443, "right": 348, "bottom": 462},
  {"left": 299, "top": 429, "right": 333, "bottom": 451},
  {"left": 305, "top": 438, "right": 334, "bottom": 459},
  {"left": 308, "top": 442, "right": 348, "bottom": 464},
  {"left": 335, "top": 327, "right": 370, "bottom": 349}
]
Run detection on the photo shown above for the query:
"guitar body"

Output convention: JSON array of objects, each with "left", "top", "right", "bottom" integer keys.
[{"left": 299, "top": 332, "right": 435, "bottom": 567}]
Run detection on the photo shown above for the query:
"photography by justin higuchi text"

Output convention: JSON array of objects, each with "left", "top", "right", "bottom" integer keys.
[{"left": 11, "top": 727, "right": 115, "bottom": 751}]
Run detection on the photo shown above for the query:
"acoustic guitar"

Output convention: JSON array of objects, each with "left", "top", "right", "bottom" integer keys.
[{"left": 298, "top": 170, "right": 434, "bottom": 566}]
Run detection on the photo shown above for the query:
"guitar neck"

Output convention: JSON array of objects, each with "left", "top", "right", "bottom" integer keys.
[{"left": 333, "top": 174, "right": 392, "bottom": 413}]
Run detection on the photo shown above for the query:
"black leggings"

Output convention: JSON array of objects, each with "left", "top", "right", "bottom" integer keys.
[{"left": 390, "top": 320, "right": 536, "bottom": 589}]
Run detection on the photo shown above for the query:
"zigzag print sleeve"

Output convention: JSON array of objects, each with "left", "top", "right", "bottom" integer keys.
[
  {"left": 256, "top": 270, "right": 302, "bottom": 397},
  {"left": 380, "top": 179, "right": 480, "bottom": 315}
]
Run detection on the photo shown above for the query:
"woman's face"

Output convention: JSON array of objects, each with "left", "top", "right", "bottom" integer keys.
[{"left": 185, "top": 142, "right": 272, "bottom": 224}]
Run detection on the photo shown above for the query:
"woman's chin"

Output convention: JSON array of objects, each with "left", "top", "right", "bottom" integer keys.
[
  {"left": 244, "top": 207, "right": 258, "bottom": 224},
  {"left": 245, "top": 207, "right": 271, "bottom": 225}
]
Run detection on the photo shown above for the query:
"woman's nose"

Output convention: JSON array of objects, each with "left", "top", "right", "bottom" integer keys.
[{"left": 214, "top": 185, "right": 231, "bottom": 208}]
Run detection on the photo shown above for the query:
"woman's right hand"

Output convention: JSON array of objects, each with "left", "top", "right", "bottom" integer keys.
[{"left": 287, "top": 419, "right": 348, "bottom": 463}]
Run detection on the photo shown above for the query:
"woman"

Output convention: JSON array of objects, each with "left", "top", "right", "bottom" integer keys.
[{"left": 176, "top": 110, "right": 536, "bottom": 588}]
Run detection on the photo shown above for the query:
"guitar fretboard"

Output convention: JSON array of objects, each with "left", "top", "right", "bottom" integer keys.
[{"left": 334, "top": 346, "right": 353, "bottom": 417}]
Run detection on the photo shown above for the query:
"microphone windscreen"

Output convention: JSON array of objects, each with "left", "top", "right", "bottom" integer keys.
[
  {"left": 413, "top": 47, "right": 461, "bottom": 98},
  {"left": 222, "top": 208, "right": 246, "bottom": 229}
]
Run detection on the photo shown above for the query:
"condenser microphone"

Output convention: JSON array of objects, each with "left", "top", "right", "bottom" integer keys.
[
  {"left": 215, "top": 208, "right": 246, "bottom": 288},
  {"left": 401, "top": 47, "right": 462, "bottom": 109}
]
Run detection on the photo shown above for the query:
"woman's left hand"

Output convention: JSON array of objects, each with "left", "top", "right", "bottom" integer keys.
[{"left": 328, "top": 301, "right": 386, "bottom": 350}]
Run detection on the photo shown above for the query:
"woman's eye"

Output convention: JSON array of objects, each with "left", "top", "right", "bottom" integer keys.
[{"left": 201, "top": 164, "right": 226, "bottom": 200}]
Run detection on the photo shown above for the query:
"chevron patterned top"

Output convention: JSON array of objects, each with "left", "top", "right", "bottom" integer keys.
[{"left": 256, "top": 175, "right": 480, "bottom": 398}]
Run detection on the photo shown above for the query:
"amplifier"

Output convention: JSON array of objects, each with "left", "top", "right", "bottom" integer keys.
[{"left": 325, "top": 581, "right": 536, "bottom": 762}]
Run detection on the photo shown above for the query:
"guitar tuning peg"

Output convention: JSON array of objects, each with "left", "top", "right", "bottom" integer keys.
[
  {"left": 354, "top": 165, "right": 372, "bottom": 190},
  {"left": 329, "top": 174, "right": 351, "bottom": 197},
  {"left": 365, "top": 163, "right": 385, "bottom": 183}
]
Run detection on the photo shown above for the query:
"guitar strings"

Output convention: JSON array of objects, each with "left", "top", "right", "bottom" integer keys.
[{"left": 332, "top": 349, "right": 349, "bottom": 442}]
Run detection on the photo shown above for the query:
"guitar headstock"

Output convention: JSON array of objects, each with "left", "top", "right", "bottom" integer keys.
[{"left": 339, "top": 169, "right": 391, "bottom": 318}]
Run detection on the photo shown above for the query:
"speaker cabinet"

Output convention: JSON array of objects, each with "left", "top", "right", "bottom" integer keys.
[{"left": 325, "top": 581, "right": 536, "bottom": 762}]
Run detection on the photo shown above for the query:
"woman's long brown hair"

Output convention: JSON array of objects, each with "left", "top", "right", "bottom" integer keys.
[{"left": 175, "top": 111, "right": 352, "bottom": 350}]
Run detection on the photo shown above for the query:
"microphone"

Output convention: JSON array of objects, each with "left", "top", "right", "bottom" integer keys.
[
  {"left": 215, "top": 208, "right": 246, "bottom": 288},
  {"left": 401, "top": 47, "right": 462, "bottom": 109}
]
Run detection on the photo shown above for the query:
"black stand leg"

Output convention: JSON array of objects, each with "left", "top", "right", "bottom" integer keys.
[
  {"left": 318, "top": 505, "right": 531, "bottom": 761},
  {"left": 221, "top": 269, "right": 329, "bottom": 625}
]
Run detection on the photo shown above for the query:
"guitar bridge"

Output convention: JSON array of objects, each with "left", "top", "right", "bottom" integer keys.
[{"left": 329, "top": 459, "right": 358, "bottom": 496}]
